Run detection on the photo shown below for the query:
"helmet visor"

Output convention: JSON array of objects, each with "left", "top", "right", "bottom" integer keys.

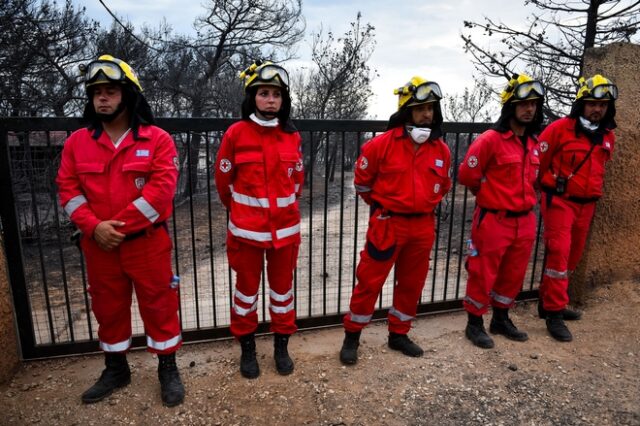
[
  {"left": 85, "top": 61, "right": 125, "bottom": 85},
  {"left": 414, "top": 82, "right": 442, "bottom": 102},
  {"left": 514, "top": 81, "right": 545, "bottom": 100},
  {"left": 259, "top": 64, "right": 290, "bottom": 87},
  {"left": 590, "top": 84, "right": 618, "bottom": 100}
]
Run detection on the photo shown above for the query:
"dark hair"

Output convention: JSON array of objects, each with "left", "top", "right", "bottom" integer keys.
[
  {"left": 240, "top": 85, "right": 297, "bottom": 133},
  {"left": 82, "top": 83, "right": 155, "bottom": 139},
  {"left": 386, "top": 102, "right": 444, "bottom": 140},
  {"left": 568, "top": 99, "right": 617, "bottom": 131},
  {"left": 492, "top": 98, "right": 544, "bottom": 135}
]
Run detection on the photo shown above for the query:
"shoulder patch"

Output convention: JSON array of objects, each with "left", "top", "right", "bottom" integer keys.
[
  {"left": 219, "top": 158, "right": 232, "bottom": 173},
  {"left": 467, "top": 155, "right": 479, "bottom": 168},
  {"left": 539, "top": 141, "right": 549, "bottom": 153}
]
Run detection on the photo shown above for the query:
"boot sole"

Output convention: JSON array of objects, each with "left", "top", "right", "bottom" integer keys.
[
  {"left": 489, "top": 325, "right": 529, "bottom": 342},
  {"left": 240, "top": 369, "right": 260, "bottom": 379},
  {"left": 388, "top": 343, "right": 424, "bottom": 357},
  {"left": 162, "top": 395, "right": 185, "bottom": 407},
  {"left": 276, "top": 366, "right": 294, "bottom": 375},
  {"left": 465, "top": 329, "right": 495, "bottom": 349},
  {"left": 81, "top": 377, "right": 131, "bottom": 404}
]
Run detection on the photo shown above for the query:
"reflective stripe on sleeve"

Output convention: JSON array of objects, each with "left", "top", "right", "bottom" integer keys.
[
  {"left": 354, "top": 184, "right": 371, "bottom": 193},
  {"left": 490, "top": 290, "right": 514, "bottom": 305},
  {"left": 147, "top": 334, "right": 182, "bottom": 351},
  {"left": 349, "top": 311, "right": 372, "bottom": 324},
  {"left": 276, "top": 193, "right": 297, "bottom": 208},
  {"left": 389, "top": 306, "right": 414, "bottom": 322},
  {"left": 275, "top": 223, "right": 300, "bottom": 239},
  {"left": 235, "top": 289, "right": 259, "bottom": 304},
  {"left": 270, "top": 289, "right": 293, "bottom": 302},
  {"left": 133, "top": 197, "right": 160, "bottom": 223},
  {"left": 64, "top": 194, "right": 88, "bottom": 217},
  {"left": 228, "top": 221, "right": 300, "bottom": 242},
  {"left": 544, "top": 268, "right": 568, "bottom": 279},
  {"left": 269, "top": 300, "right": 294, "bottom": 314},
  {"left": 100, "top": 337, "right": 131, "bottom": 353}
]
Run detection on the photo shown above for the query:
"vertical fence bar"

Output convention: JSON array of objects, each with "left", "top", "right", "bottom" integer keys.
[
  {"left": 322, "top": 132, "right": 331, "bottom": 315},
  {"left": 0, "top": 124, "right": 37, "bottom": 357},
  {"left": 337, "top": 131, "right": 346, "bottom": 313},
  {"left": 307, "top": 131, "right": 314, "bottom": 317},
  {"left": 186, "top": 131, "right": 200, "bottom": 329},
  {"left": 205, "top": 131, "right": 218, "bottom": 326}
]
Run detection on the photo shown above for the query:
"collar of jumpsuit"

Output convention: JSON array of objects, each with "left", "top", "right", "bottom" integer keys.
[{"left": 250, "top": 113, "right": 279, "bottom": 127}]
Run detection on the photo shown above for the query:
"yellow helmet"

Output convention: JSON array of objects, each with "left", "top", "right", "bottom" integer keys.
[
  {"left": 500, "top": 74, "right": 545, "bottom": 105},
  {"left": 394, "top": 76, "right": 442, "bottom": 110},
  {"left": 575, "top": 74, "right": 618, "bottom": 101},
  {"left": 81, "top": 54, "right": 143, "bottom": 92},
  {"left": 240, "top": 60, "right": 290, "bottom": 91}
]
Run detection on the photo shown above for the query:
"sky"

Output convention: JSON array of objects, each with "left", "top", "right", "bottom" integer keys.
[{"left": 75, "top": 0, "right": 535, "bottom": 119}]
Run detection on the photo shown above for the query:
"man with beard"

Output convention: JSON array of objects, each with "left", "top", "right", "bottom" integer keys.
[
  {"left": 537, "top": 74, "right": 618, "bottom": 342},
  {"left": 56, "top": 55, "right": 184, "bottom": 406},
  {"left": 458, "top": 74, "right": 545, "bottom": 349},
  {"left": 340, "top": 76, "right": 452, "bottom": 364}
]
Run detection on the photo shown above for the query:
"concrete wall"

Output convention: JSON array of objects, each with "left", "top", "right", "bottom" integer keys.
[
  {"left": 572, "top": 42, "right": 640, "bottom": 302},
  {"left": 0, "top": 234, "right": 20, "bottom": 383}
]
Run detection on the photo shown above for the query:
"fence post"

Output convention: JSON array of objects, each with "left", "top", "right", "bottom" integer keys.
[
  {"left": 571, "top": 42, "right": 640, "bottom": 301},
  {"left": 0, "top": 234, "right": 20, "bottom": 383}
]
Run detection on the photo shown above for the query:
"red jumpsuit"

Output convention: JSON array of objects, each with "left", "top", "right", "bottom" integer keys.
[
  {"left": 458, "top": 129, "right": 540, "bottom": 316},
  {"left": 343, "top": 126, "right": 451, "bottom": 334},
  {"left": 56, "top": 125, "right": 181, "bottom": 354},
  {"left": 538, "top": 117, "right": 614, "bottom": 311},
  {"left": 214, "top": 119, "right": 304, "bottom": 338}
]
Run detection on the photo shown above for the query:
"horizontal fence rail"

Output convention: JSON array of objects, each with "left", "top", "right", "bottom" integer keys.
[{"left": 0, "top": 118, "right": 542, "bottom": 359}]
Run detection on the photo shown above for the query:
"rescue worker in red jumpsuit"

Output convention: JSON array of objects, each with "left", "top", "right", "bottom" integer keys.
[
  {"left": 339, "top": 76, "right": 452, "bottom": 365},
  {"left": 215, "top": 60, "right": 303, "bottom": 379},
  {"left": 56, "top": 55, "right": 184, "bottom": 406},
  {"left": 458, "top": 74, "right": 545, "bottom": 349},
  {"left": 537, "top": 74, "right": 618, "bottom": 342}
]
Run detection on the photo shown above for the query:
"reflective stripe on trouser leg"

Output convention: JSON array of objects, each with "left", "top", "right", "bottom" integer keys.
[
  {"left": 82, "top": 238, "right": 134, "bottom": 353},
  {"left": 540, "top": 195, "right": 583, "bottom": 311},
  {"left": 464, "top": 209, "right": 524, "bottom": 316},
  {"left": 491, "top": 212, "right": 536, "bottom": 308},
  {"left": 266, "top": 244, "right": 299, "bottom": 335},
  {"left": 121, "top": 226, "right": 182, "bottom": 354},
  {"left": 227, "top": 238, "right": 264, "bottom": 337},
  {"left": 388, "top": 215, "right": 434, "bottom": 334},
  {"left": 343, "top": 242, "right": 398, "bottom": 332}
]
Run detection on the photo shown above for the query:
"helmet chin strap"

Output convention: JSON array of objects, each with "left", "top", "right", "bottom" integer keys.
[
  {"left": 96, "top": 102, "right": 126, "bottom": 123},
  {"left": 256, "top": 108, "right": 278, "bottom": 119}
]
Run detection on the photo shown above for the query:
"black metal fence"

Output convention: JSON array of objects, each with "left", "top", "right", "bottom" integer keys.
[{"left": 0, "top": 118, "right": 543, "bottom": 359}]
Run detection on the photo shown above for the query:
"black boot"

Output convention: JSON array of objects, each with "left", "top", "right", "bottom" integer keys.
[
  {"left": 490, "top": 307, "right": 529, "bottom": 341},
  {"left": 158, "top": 353, "right": 185, "bottom": 407},
  {"left": 538, "top": 300, "right": 582, "bottom": 321},
  {"left": 465, "top": 313, "right": 495, "bottom": 349},
  {"left": 81, "top": 353, "right": 131, "bottom": 403},
  {"left": 339, "top": 331, "right": 361, "bottom": 365},
  {"left": 546, "top": 312, "right": 573, "bottom": 342},
  {"left": 388, "top": 333, "right": 424, "bottom": 357},
  {"left": 274, "top": 333, "right": 294, "bottom": 375},
  {"left": 239, "top": 333, "right": 260, "bottom": 379}
]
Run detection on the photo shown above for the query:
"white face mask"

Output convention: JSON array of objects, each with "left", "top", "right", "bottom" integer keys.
[
  {"left": 406, "top": 126, "right": 431, "bottom": 144},
  {"left": 579, "top": 116, "right": 599, "bottom": 131}
]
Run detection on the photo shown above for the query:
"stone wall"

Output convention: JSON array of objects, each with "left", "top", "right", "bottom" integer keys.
[
  {"left": 572, "top": 42, "right": 640, "bottom": 302},
  {"left": 0, "top": 234, "right": 20, "bottom": 384}
]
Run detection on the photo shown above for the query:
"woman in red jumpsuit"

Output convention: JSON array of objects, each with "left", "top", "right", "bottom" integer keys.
[
  {"left": 215, "top": 60, "right": 303, "bottom": 378},
  {"left": 340, "top": 76, "right": 452, "bottom": 365}
]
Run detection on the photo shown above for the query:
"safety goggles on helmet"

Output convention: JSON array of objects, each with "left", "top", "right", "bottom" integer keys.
[
  {"left": 84, "top": 60, "right": 126, "bottom": 85},
  {"left": 586, "top": 84, "right": 618, "bottom": 100},
  {"left": 395, "top": 80, "right": 442, "bottom": 109},
  {"left": 513, "top": 80, "right": 545, "bottom": 101},
  {"left": 80, "top": 55, "right": 143, "bottom": 92},
  {"left": 241, "top": 61, "right": 290, "bottom": 90}
]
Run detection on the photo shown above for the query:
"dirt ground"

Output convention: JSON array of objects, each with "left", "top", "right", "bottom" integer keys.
[{"left": 1, "top": 279, "right": 638, "bottom": 426}]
